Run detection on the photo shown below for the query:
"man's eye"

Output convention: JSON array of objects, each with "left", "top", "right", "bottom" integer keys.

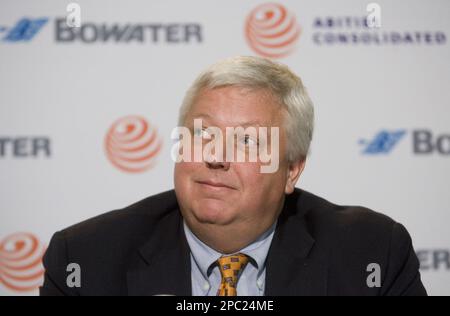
[
  {"left": 240, "top": 135, "right": 258, "bottom": 147},
  {"left": 194, "top": 128, "right": 210, "bottom": 138}
]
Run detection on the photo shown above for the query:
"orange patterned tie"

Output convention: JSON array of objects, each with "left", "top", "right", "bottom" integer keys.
[{"left": 216, "top": 253, "right": 249, "bottom": 296}]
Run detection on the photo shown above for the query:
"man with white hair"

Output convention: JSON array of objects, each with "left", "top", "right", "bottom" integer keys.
[{"left": 41, "top": 56, "right": 427, "bottom": 296}]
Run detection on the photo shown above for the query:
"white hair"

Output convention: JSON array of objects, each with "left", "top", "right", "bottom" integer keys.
[{"left": 178, "top": 56, "right": 314, "bottom": 162}]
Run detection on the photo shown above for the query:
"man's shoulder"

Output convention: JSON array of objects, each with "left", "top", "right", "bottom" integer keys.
[
  {"left": 292, "top": 188, "right": 399, "bottom": 240},
  {"left": 41, "top": 190, "right": 180, "bottom": 295},
  {"left": 286, "top": 189, "right": 425, "bottom": 296},
  {"left": 58, "top": 189, "right": 179, "bottom": 247}
]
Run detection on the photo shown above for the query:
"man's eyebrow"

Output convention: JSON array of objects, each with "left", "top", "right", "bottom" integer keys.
[
  {"left": 188, "top": 113, "right": 273, "bottom": 128},
  {"left": 190, "top": 113, "right": 213, "bottom": 122}
]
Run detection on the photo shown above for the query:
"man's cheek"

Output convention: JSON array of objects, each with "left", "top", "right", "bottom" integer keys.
[
  {"left": 238, "top": 162, "right": 263, "bottom": 174},
  {"left": 239, "top": 174, "right": 266, "bottom": 191},
  {"left": 177, "top": 162, "right": 196, "bottom": 175}
]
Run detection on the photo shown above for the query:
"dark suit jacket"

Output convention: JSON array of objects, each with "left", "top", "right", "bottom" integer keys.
[{"left": 40, "top": 188, "right": 427, "bottom": 296}]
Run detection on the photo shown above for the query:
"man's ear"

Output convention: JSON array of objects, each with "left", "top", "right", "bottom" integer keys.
[{"left": 284, "top": 158, "right": 306, "bottom": 194}]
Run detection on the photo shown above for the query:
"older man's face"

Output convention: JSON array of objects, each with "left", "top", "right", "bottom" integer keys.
[{"left": 174, "top": 86, "right": 301, "bottom": 236}]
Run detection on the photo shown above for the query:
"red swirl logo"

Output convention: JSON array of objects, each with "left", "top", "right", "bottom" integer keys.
[
  {"left": 0, "top": 233, "right": 45, "bottom": 292},
  {"left": 105, "top": 115, "right": 163, "bottom": 173},
  {"left": 245, "top": 3, "right": 301, "bottom": 58}
]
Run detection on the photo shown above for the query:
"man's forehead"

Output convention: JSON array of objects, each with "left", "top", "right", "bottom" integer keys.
[
  {"left": 186, "top": 91, "right": 284, "bottom": 127},
  {"left": 196, "top": 86, "right": 279, "bottom": 104},
  {"left": 186, "top": 113, "right": 277, "bottom": 128}
]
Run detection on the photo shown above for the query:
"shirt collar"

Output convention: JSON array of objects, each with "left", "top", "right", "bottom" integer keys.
[{"left": 183, "top": 220, "right": 277, "bottom": 280}]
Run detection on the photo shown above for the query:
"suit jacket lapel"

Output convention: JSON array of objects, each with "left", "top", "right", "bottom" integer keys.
[
  {"left": 127, "top": 209, "right": 192, "bottom": 296},
  {"left": 265, "top": 190, "right": 328, "bottom": 296}
]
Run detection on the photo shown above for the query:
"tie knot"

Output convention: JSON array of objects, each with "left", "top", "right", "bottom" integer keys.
[{"left": 216, "top": 253, "right": 249, "bottom": 296}]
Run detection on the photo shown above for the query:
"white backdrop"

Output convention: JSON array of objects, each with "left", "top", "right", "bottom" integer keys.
[{"left": 1, "top": 0, "right": 449, "bottom": 296}]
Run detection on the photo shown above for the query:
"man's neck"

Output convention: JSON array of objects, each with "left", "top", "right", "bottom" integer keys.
[{"left": 185, "top": 217, "right": 278, "bottom": 254}]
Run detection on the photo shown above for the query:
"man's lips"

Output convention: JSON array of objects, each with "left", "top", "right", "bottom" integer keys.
[{"left": 196, "top": 180, "right": 236, "bottom": 190}]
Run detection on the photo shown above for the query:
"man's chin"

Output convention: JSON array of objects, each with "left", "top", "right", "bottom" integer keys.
[{"left": 192, "top": 201, "right": 236, "bottom": 226}]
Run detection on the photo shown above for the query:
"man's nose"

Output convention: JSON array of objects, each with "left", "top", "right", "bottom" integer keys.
[{"left": 205, "top": 159, "right": 230, "bottom": 171}]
